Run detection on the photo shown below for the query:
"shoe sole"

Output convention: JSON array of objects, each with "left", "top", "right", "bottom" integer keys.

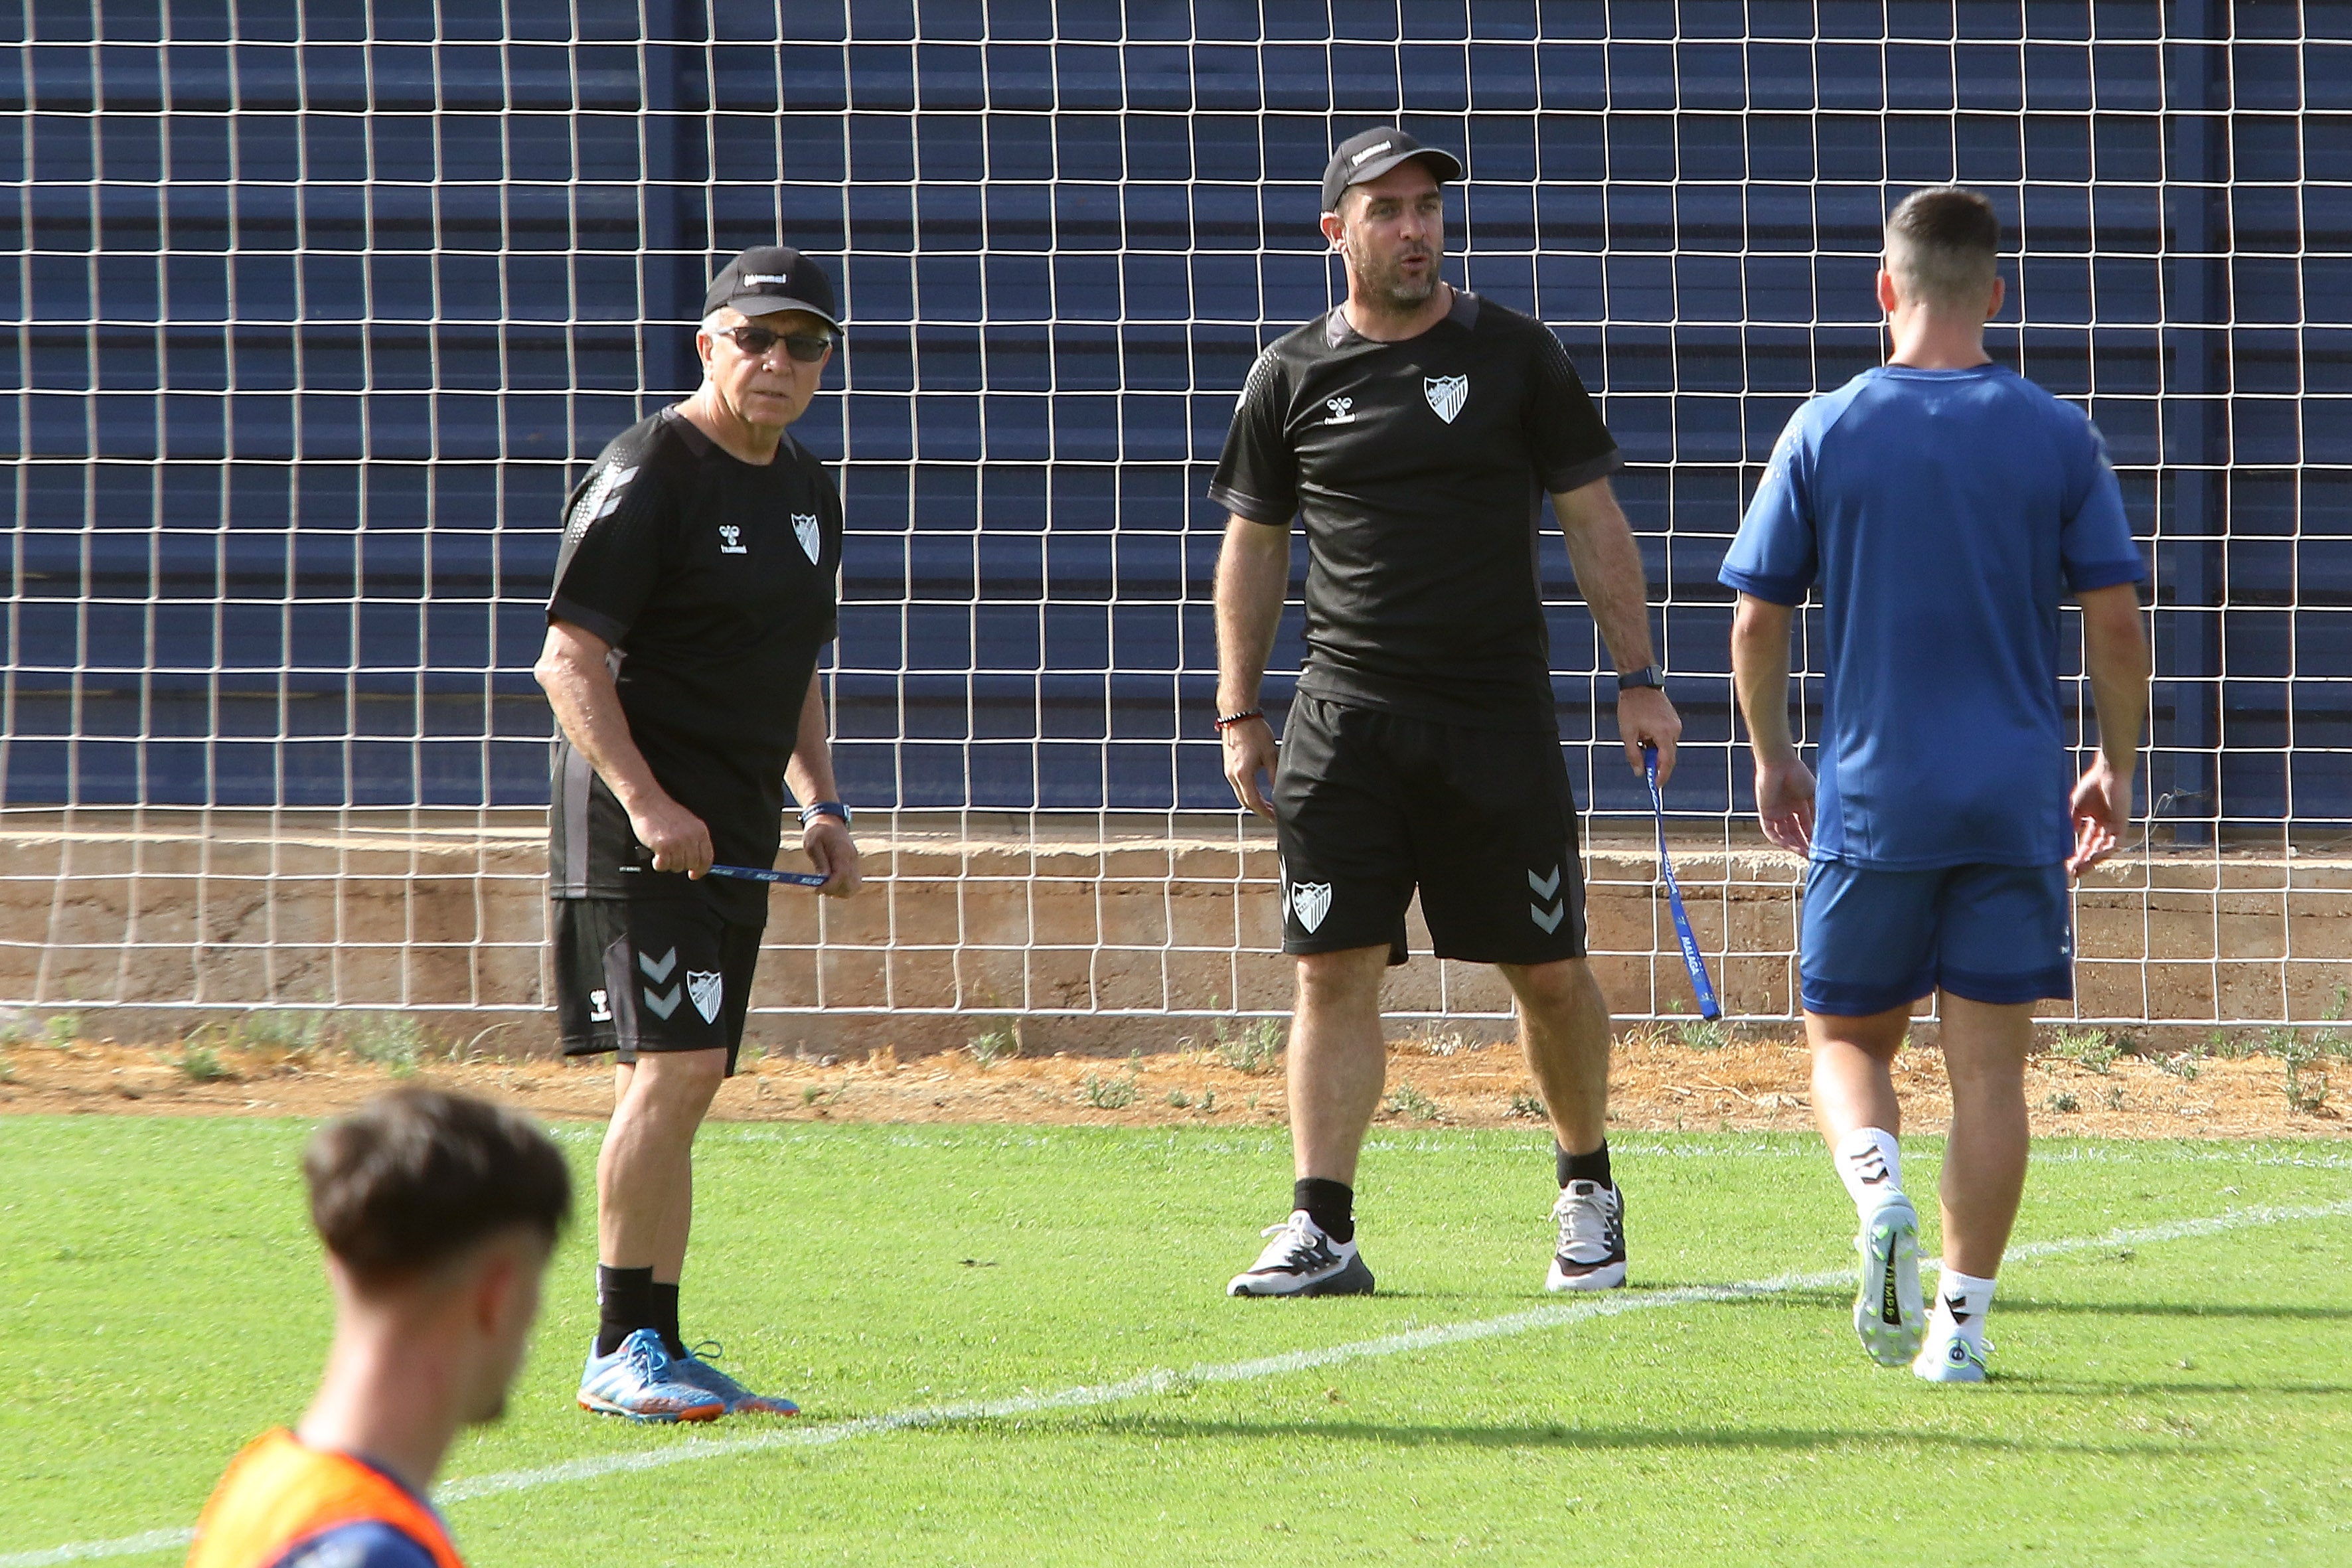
[
  {"left": 1853, "top": 1200, "right": 1924, "bottom": 1368},
  {"left": 578, "top": 1392, "right": 726, "bottom": 1423},
  {"left": 1227, "top": 1253, "right": 1375, "bottom": 1297},
  {"left": 1545, "top": 1258, "right": 1627, "bottom": 1292}
]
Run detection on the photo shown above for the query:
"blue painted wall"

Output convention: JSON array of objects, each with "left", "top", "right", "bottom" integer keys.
[{"left": 7, "top": 2, "right": 2345, "bottom": 830}]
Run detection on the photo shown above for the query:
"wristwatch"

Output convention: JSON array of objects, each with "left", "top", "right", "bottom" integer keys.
[
  {"left": 1616, "top": 664, "right": 1667, "bottom": 692},
  {"left": 799, "top": 801, "right": 852, "bottom": 826}
]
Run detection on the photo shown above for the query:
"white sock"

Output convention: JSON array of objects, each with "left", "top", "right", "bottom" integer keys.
[
  {"left": 1834, "top": 1127, "right": 1904, "bottom": 1212},
  {"left": 1930, "top": 1269, "right": 1997, "bottom": 1346}
]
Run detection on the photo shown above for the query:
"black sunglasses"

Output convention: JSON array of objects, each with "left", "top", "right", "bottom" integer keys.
[{"left": 720, "top": 324, "right": 834, "bottom": 362}]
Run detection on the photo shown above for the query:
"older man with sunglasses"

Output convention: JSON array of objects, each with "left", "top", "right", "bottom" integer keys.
[{"left": 534, "top": 246, "right": 861, "bottom": 1421}]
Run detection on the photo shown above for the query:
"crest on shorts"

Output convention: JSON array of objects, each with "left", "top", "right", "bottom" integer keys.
[
  {"left": 793, "top": 512, "right": 822, "bottom": 563},
  {"left": 686, "top": 969, "right": 724, "bottom": 1024},
  {"left": 1423, "top": 374, "right": 1468, "bottom": 424},
  {"left": 1291, "top": 880, "right": 1333, "bottom": 934}
]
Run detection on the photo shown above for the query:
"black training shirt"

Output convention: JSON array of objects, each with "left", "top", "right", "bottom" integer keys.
[
  {"left": 1209, "top": 290, "right": 1620, "bottom": 730},
  {"left": 546, "top": 407, "right": 841, "bottom": 924}
]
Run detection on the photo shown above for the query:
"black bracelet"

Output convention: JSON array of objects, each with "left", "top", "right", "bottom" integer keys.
[
  {"left": 1214, "top": 708, "right": 1264, "bottom": 732},
  {"left": 799, "top": 801, "right": 851, "bottom": 826}
]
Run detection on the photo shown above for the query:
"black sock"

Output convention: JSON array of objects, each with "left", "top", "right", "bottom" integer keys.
[
  {"left": 595, "top": 1265, "right": 657, "bottom": 1358},
  {"left": 1558, "top": 1142, "right": 1612, "bottom": 1190},
  {"left": 1293, "top": 1177, "right": 1355, "bottom": 1244},
  {"left": 652, "top": 1282, "right": 685, "bottom": 1360}
]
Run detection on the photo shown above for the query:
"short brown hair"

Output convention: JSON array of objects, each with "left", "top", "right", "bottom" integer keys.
[
  {"left": 1885, "top": 185, "right": 2001, "bottom": 305},
  {"left": 305, "top": 1087, "right": 571, "bottom": 1284}
]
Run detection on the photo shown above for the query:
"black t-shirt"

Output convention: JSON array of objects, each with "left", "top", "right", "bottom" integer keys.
[
  {"left": 1208, "top": 290, "right": 1620, "bottom": 730},
  {"left": 546, "top": 407, "right": 842, "bottom": 924}
]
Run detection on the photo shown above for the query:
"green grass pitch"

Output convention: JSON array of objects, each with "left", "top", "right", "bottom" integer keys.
[{"left": 3, "top": 1117, "right": 2349, "bottom": 1566}]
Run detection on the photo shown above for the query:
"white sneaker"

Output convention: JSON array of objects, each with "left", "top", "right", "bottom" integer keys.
[
  {"left": 1914, "top": 1330, "right": 1992, "bottom": 1383},
  {"left": 1226, "top": 1210, "right": 1375, "bottom": 1297},
  {"left": 1545, "top": 1180, "right": 1628, "bottom": 1292},
  {"left": 1853, "top": 1196, "right": 1924, "bottom": 1367}
]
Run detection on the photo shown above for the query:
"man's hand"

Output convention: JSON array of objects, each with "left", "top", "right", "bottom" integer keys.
[
  {"left": 1754, "top": 755, "right": 1816, "bottom": 855},
  {"left": 1618, "top": 687, "right": 1682, "bottom": 785},
  {"left": 1223, "top": 716, "right": 1278, "bottom": 820},
  {"left": 629, "top": 794, "right": 714, "bottom": 878},
  {"left": 2068, "top": 755, "right": 2132, "bottom": 876},
  {"left": 803, "top": 817, "right": 863, "bottom": 898}
]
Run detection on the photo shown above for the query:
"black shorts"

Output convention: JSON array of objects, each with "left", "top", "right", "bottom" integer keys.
[
  {"left": 551, "top": 898, "right": 763, "bottom": 1074},
  {"left": 1271, "top": 695, "right": 1588, "bottom": 966}
]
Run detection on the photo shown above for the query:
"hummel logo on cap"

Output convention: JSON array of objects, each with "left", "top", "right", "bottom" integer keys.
[
  {"left": 1321, "top": 126, "right": 1464, "bottom": 214},
  {"left": 703, "top": 246, "right": 842, "bottom": 333}
]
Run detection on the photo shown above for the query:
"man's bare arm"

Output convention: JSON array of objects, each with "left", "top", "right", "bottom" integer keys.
[
  {"left": 1552, "top": 477, "right": 1682, "bottom": 780},
  {"left": 2069, "top": 582, "right": 2152, "bottom": 873},
  {"left": 1729, "top": 592, "right": 1814, "bottom": 854},
  {"left": 784, "top": 665, "right": 861, "bottom": 897},
  {"left": 1214, "top": 513, "right": 1291, "bottom": 819},
  {"left": 533, "top": 619, "right": 712, "bottom": 876}
]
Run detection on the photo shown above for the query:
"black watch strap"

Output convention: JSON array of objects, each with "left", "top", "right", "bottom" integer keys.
[{"left": 1616, "top": 664, "right": 1666, "bottom": 692}]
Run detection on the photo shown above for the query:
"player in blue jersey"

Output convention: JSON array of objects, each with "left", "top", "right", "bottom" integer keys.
[{"left": 1721, "top": 187, "right": 2152, "bottom": 1382}]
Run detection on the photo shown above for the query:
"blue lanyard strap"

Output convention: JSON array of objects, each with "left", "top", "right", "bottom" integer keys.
[{"left": 1644, "top": 745, "right": 1722, "bottom": 1022}]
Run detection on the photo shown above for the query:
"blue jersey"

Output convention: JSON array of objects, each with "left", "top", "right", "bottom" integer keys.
[{"left": 1719, "top": 364, "right": 2146, "bottom": 870}]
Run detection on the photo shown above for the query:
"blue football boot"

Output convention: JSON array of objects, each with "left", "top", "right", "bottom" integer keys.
[
  {"left": 670, "top": 1341, "right": 801, "bottom": 1416},
  {"left": 577, "top": 1328, "right": 726, "bottom": 1423}
]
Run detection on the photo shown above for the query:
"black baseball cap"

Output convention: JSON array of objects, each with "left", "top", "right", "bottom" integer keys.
[
  {"left": 702, "top": 246, "right": 840, "bottom": 333},
  {"left": 1320, "top": 126, "right": 1464, "bottom": 214}
]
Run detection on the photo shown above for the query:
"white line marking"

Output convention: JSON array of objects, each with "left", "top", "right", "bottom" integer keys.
[{"left": 13, "top": 1198, "right": 2346, "bottom": 1567}]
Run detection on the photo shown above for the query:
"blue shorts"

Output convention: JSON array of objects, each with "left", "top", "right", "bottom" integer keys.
[{"left": 1798, "top": 860, "right": 2074, "bottom": 1018}]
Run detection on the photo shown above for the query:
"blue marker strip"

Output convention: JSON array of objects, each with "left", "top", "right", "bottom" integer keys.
[
  {"left": 707, "top": 863, "right": 830, "bottom": 888},
  {"left": 1643, "top": 744, "right": 1722, "bottom": 1022}
]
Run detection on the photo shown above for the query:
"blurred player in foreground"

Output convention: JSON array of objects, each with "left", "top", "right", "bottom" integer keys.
[
  {"left": 536, "top": 246, "right": 860, "bottom": 1419},
  {"left": 1212, "top": 127, "right": 1680, "bottom": 1296},
  {"left": 185, "top": 1089, "right": 570, "bottom": 1567},
  {"left": 1723, "top": 186, "right": 2151, "bottom": 1381}
]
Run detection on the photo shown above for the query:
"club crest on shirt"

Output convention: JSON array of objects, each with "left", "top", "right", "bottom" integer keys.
[
  {"left": 792, "top": 512, "right": 822, "bottom": 564},
  {"left": 1423, "top": 374, "right": 1468, "bottom": 424},
  {"left": 1290, "top": 880, "right": 1332, "bottom": 933},
  {"left": 717, "top": 524, "right": 747, "bottom": 555},
  {"left": 686, "top": 969, "right": 724, "bottom": 1024},
  {"left": 1322, "top": 396, "right": 1356, "bottom": 425}
]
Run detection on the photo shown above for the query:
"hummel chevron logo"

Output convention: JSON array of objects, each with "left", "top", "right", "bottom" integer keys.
[
  {"left": 1529, "top": 864, "right": 1566, "bottom": 932},
  {"left": 642, "top": 983, "right": 682, "bottom": 1020},
  {"left": 639, "top": 947, "right": 678, "bottom": 982},
  {"left": 1944, "top": 1292, "right": 1973, "bottom": 1325}
]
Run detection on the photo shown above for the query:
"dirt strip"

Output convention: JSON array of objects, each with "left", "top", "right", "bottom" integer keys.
[{"left": 2, "top": 1023, "right": 2343, "bottom": 1140}]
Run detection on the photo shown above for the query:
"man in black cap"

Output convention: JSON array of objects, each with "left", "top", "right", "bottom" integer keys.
[
  {"left": 534, "top": 245, "right": 862, "bottom": 1419},
  {"left": 1214, "top": 128, "right": 1681, "bottom": 1297}
]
